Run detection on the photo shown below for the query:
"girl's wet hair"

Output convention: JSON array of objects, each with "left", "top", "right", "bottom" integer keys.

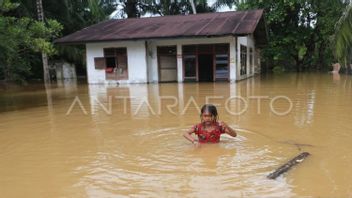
[{"left": 200, "top": 104, "right": 219, "bottom": 122}]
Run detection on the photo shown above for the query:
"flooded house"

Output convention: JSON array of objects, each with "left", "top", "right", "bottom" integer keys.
[{"left": 55, "top": 9, "right": 267, "bottom": 84}]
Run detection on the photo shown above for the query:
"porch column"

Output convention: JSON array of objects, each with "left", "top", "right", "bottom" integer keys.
[
  {"left": 176, "top": 44, "right": 183, "bottom": 82},
  {"left": 229, "top": 37, "right": 237, "bottom": 82}
]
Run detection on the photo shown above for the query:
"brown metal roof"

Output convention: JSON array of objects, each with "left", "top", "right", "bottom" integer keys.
[{"left": 55, "top": 9, "right": 267, "bottom": 45}]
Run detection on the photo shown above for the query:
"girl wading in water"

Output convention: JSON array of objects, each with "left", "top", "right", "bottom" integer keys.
[{"left": 183, "top": 104, "right": 237, "bottom": 146}]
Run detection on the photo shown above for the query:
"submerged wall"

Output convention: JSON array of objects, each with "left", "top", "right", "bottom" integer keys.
[
  {"left": 85, "top": 35, "right": 258, "bottom": 84},
  {"left": 237, "top": 35, "right": 256, "bottom": 81},
  {"left": 86, "top": 41, "right": 148, "bottom": 84},
  {"left": 145, "top": 36, "right": 238, "bottom": 83}
]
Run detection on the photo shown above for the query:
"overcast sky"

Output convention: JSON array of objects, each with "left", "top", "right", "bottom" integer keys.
[
  {"left": 110, "top": 0, "right": 236, "bottom": 19},
  {"left": 208, "top": 0, "right": 235, "bottom": 12}
]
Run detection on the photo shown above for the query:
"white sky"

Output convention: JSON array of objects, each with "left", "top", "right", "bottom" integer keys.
[
  {"left": 110, "top": 0, "right": 236, "bottom": 19},
  {"left": 208, "top": 0, "right": 236, "bottom": 12}
]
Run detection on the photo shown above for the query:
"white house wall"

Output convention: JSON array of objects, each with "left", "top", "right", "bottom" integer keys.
[
  {"left": 86, "top": 44, "right": 105, "bottom": 84},
  {"left": 86, "top": 41, "right": 148, "bottom": 84},
  {"left": 85, "top": 36, "right": 258, "bottom": 84},
  {"left": 237, "top": 35, "right": 256, "bottom": 81}
]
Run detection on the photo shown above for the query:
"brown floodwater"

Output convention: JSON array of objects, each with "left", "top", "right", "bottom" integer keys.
[{"left": 0, "top": 73, "right": 352, "bottom": 197}]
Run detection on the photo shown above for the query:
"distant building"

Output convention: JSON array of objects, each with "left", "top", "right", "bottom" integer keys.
[{"left": 55, "top": 10, "right": 267, "bottom": 84}]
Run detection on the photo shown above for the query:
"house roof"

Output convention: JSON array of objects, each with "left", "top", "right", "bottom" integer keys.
[{"left": 55, "top": 9, "right": 267, "bottom": 47}]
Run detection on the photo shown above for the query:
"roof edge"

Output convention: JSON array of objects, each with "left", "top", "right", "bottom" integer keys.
[{"left": 54, "top": 34, "right": 249, "bottom": 45}]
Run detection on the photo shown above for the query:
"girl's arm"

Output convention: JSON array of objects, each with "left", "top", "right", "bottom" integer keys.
[
  {"left": 219, "top": 121, "right": 237, "bottom": 137},
  {"left": 183, "top": 125, "right": 198, "bottom": 145}
]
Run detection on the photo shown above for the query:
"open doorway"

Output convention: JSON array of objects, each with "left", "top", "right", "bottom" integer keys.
[
  {"left": 182, "top": 44, "right": 229, "bottom": 82},
  {"left": 198, "top": 54, "right": 213, "bottom": 82}
]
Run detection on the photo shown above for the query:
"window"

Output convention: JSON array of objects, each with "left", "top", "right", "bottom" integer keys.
[
  {"left": 94, "top": 47, "right": 128, "bottom": 80},
  {"left": 215, "top": 44, "right": 228, "bottom": 54},
  {"left": 158, "top": 46, "right": 176, "bottom": 56},
  {"left": 240, "top": 45, "right": 247, "bottom": 75},
  {"left": 182, "top": 45, "right": 197, "bottom": 80},
  {"left": 94, "top": 57, "right": 106, "bottom": 69},
  {"left": 215, "top": 44, "right": 229, "bottom": 80},
  {"left": 182, "top": 45, "right": 196, "bottom": 55},
  {"left": 184, "top": 55, "right": 196, "bottom": 79},
  {"left": 215, "top": 54, "right": 228, "bottom": 80}
]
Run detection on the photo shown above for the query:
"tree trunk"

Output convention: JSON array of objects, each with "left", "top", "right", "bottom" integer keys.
[
  {"left": 267, "top": 152, "right": 310, "bottom": 179},
  {"left": 4, "top": 59, "right": 10, "bottom": 82},
  {"left": 189, "top": 0, "right": 196, "bottom": 14},
  {"left": 125, "top": 0, "right": 139, "bottom": 18},
  {"left": 42, "top": 53, "right": 50, "bottom": 83},
  {"left": 294, "top": 54, "right": 302, "bottom": 72},
  {"left": 36, "top": 0, "right": 50, "bottom": 84},
  {"left": 317, "top": 41, "right": 325, "bottom": 71}
]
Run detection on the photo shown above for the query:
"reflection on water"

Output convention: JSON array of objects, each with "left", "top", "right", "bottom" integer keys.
[{"left": 0, "top": 73, "right": 352, "bottom": 197}]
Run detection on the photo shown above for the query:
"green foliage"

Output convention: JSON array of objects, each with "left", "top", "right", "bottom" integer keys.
[
  {"left": 2, "top": 0, "right": 346, "bottom": 82},
  {"left": 0, "top": 0, "right": 18, "bottom": 13},
  {"left": 1, "top": 0, "right": 215, "bottom": 82},
  {"left": 5, "top": 0, "right": 118, "bottom": 79},
  {"left": 214, "top": 0, "right": 347, "bottom": 72},
  {"left": 272, "top": 66, "right": 285, "bottom": 74},
  {"left": 136, "top": 0, "right": 192, "bottom": 16},
  {"left": 116, "top": 0, "right": 214, "bottom": 17},
  {"left": 0, "top": 0, "right": 62, "bottom": 83},
  {"left": 195, "top": 0, "right": 215, "bottom": 13},
  {"left": 335, "top": 4, "right": 352, "bottom": 66}
]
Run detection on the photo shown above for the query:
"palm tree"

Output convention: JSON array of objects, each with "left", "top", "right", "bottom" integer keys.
[
  {"left": 334, "top": 3, "right": 352, "bottom": 70},
  {"left": 36, "top": 0, "right": 50, "bottom": 84},
  {"left": 211, "top": 0, "right": 243, "bottom": 11},
  {"left": 189, "top": 0, "right": 197, "bottom": 13}
]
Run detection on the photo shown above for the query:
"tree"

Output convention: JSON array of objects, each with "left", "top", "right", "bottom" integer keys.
[
  {"left": 213, "top": 0, "right": 347, "bottom": 72},
  {"left": 189, "top": 0, "right": 196, "bottom": 13},
  {"left": 335, "top": 3, "right": 352, "bottom": 71},
  {"left": 10, "top": 0, "right": 118, "bottom": 78},
  {"left": 0, "top": 0, "right": 62, "bottom": 83},
  {"left": 111, "top": 0, "right": 214, "bottom": 18},
  {"left": 142, "top": 0, "right": 191, "bottom": 16}
]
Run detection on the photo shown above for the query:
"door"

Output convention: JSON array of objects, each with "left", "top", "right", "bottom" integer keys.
[
  {"left": 198, "top": 54, "right": 213, "bottom": 82},
  {"left": 158, "top": 46, "right": 177, "bottom": 82}
]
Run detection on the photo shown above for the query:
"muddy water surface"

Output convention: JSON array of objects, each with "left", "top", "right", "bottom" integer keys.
[{"left": 1, "top": 73, "right": 352, "bottom": 197}]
